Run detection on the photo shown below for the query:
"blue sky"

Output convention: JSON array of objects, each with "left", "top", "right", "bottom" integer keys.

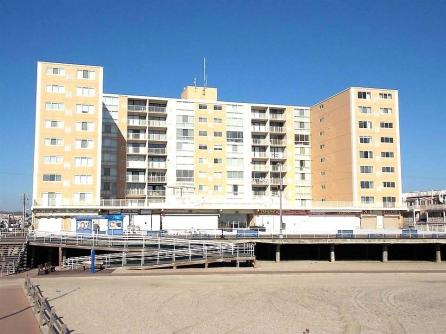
[{"left": 0, "top": 0, "right": 445, "bottom": 210}]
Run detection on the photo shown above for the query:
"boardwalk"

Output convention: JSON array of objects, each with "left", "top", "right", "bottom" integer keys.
[{"left": 0, "top": 280, "right": 40, "bottom": 334}]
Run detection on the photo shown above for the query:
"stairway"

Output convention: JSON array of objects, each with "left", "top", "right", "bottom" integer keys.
[{"left": 0, "top": 234, "right": 28, "bottom": 276}]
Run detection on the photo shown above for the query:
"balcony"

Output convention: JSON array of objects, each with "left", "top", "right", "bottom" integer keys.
[
  {"left": 252, "top": 152, "right": 268, "bottom": 159},
  {"left": 127, "top": 147, "right": 147, "bottom": 155},
  {"left": 147, "top": 176, "right": 166, "bottom": 183},
  {"left": 252, "top": 164, "right": 269, "bottom": 172},
  {"left": 270, "top": 138, "right": 285, "bottom": 146},
  {"left": 251, "top": 113, "right": 268, "bottom": 120},
  {"left": 271, "top": 164, "right": 287, "bottom": 172},
  {"left": 126, "top": 175, "right": 145, "bottom": 183},
  {"left": 251, "top": 126, "right": 268, "bottom": 133},
  {"left": 147, "top": 148, "right": 166, "bottom": 155},
  {"left": 147, "top": 133, "right": 167, "bottom": 141},
  {"left": 270, "top": 113, "right": 286, "bottom": 121},
  {"left": 128, "top": 105, "right": 146, "bottom": 112},
  {"left": 252, "top": 178, "right": 269, "bottom": 185},
  {"left": 147, "top": 190, "right": 166, "bottom": 197},
  {"left": 125, "top": 188, "right": 146, "bottom": 196},
  {"left": 270, "top": 126, "right": 285, "bottom": 133},
  {"left": 126, "top": 160, "right": 146, "bottom": 168},
  {"left": 252, "top": 138, "right": 268, "bottom": 146},
  {"left": 127, "top": 133, "right": 146, "bottom": 140},
  {"left": 148, "top": 120, "right": 167, "bottom": 128},
  {"left": 128, "top": 119, "right": 147, "bottom": 127},
  {"left": 148, "top": 106, "right": 167, "bottom": 113},
  {"left": 270, "top": 152, "right": 286, "bottom": 160},
  {"left": 148, "top": 162, "right": 167, "bottom": 169},
  {"left": 270, "top": 178, "right": 286, "bottom": 185}
]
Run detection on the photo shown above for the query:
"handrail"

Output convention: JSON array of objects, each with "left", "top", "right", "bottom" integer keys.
[{"left": 24, "top": 276, "right": 69, "bottom": 334}]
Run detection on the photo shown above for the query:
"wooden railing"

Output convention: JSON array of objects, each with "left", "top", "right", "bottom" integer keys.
[{"left": 24, "top": 276, "right": 69, "bottom": 334}]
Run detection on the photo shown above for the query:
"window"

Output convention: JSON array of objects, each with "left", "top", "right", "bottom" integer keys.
[
  {"left": 383, "top": 181, "right": 396, "bottom": 188},
  {"left": 359, "top": 121, "right": 372, "bottom": 129},
  {"left": 214, "top": 117, "right": 223, "bottom": 123},
  {"left": 214, "top": 105, "right": 222, "bottom": 110},
  {"left": 176, "top": 115, "right": 194, "bottom": 124},
  {"left": 383, "top": 196, "right": 396, "bottom": 207},
  {"left": 361, "top": 196, "right": 375, "bottom": 204},
  {"left": 360, "top": 181, "right": 374, "bottom": 189},
  {"left": 213, "top": 185, "right": 222, "bottom": 192},
  {"left": 76, "top": 122, "right": 94, "bottom": 131},
  {"left": 358, "top": 91, "right": 371, "bottom": 99},
  {"left": 360, "top": 166, "right": 373, "bottom": 173},
  {"left": 76, "top": 139, "right": 93, "bottom": 149},
  {"left": 75, "top": 192, "right": 92, "bottom": 202},
  {"left": 295, "top": 134, "right": 310, "bottom": 145},
  {"left": 46, "top": 85, "right": 65, "bottom": 94},
  {"left": 44, "top": 138, "right": 63, "bottom": 146},
  {"left": 226, "top": 131, "right": 243, "bottom": 143},
  {"left": 380, "top": 122, "right": 393, "bottom": 129},
  {"left": 199, "top": 117, "right": 207, "bottom": 123},
  {"left": 214, "top": 158, "right": 222, "bottom": 164},
  {"left": 381, "top": 151, "right": 394, "bottom": 158},
  {"left": 380, "top": 108, "right": 392, "bottom": 114},
  {"left": 198, "top": 144, "right": 207, "bottom": 150},
  {"left": 214, "top": 131, "right": 222, "bottom": 137},
  {"left": 227, "top": 158, "right": 243, "bottom": 167},
  {"left": 45, "top": 120, "right": 63, "bottom": 128},
  {"left": 358, "top": 106, "right": 372, "bottom": 114},
  {"left": 320, "top": 144, "right": 325, "bottom": 149},
  {"left": 319, "top": 117, "right": 324, "bottom": 122},
  {"left": 43, "top": 156, "right": 63, "bottom": 164},
  {"left": 176, "top": 170, "right": 194, "bottom": 182},
  {"left": 381, "top": 137, "right": 394, "bottom": 143},
  {"left": 76, "top": 87, "right": 95, "bottom": 97},
  {"left": 214, "top": 145, "right": 223, "bottom": 151},
  {"left": 227, "top": 171, "right": 244, "bottom": 179},
  {"left": 198, "top": 104, "right": 207, "bottom": 110},
  {"left": 320, "top": 157, "right": 325, "bottom": 163},
  {"left": 77, "top": 70, "right": 95, "bottom": 80},
  {"left": 76, "top": 104, "right": 94, "bottom": 114},
  {"left": 198, "top": 185, "right": 208, "bottom": 191},
  {"left": 230, "top": 184, "right": 241, "bottom": 196},
  {"left": 359, "top": 136, "right": 372, "bottom": 144},
  {"left": 198, "top": 157, "right": 207, "bottom": 164},
  {"left": 46, "top": 67, "right": 65, "bottom": 76},
  {"left": 379, "top": 92, "right": 392, "bottom": 99},
  {"left": 45, "top": 102, "right": 64, "bottom": 111},
  {"left": 198, "top": 171, "right": 206, "bottom": 178},
  {"left": 382, "top": 166, "right": 395, "bottom": 173},
  {"left": 176, "top": 129, "right": 194, "bottom": 139},
  {"left": 74, "top": 175, "right": 92, "bottom": 184},
  {"left": 199, "top": 130, "right": 207, "bottom": 136},
  {"left": 75, "top": 157, "right": 93, "bottom": 167},
  {"left": 360, "top": 151, "right": 373, "bottom": 159},
  {"left": 214, "top": 172, "right": 222, "bottom": 178},
  {"left": 43, "top": 174, "right": 61, "bottom": 181}
]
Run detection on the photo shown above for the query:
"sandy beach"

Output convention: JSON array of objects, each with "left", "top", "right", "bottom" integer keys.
[{"left": 30, "top": 262, "right": 446, "bottom": 333}]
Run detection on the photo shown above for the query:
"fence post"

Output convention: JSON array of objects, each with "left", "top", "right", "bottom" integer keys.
[
  {"left": 48, "top": 308, "right": 56, "bottom": 330},
  {"left": 39, "top": 297, "right": 46, "bottom": 325}
]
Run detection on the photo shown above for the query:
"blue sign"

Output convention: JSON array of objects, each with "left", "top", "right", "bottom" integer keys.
[
  {"left": 106, "top": 215, "right": 124, "bottom": 235},
  {"left": 76, "top": 216, "right": 93, "bottom": 234}
]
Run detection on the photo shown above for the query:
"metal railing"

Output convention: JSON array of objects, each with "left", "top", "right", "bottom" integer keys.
[
  {"left": 147, "top": 134, "right": 167, "bottom": 141},
  {"left": 24, "top": 276, "right": 69, "bottom": 334},
  {"left": 128, "top": 105, "right": 146, "bottom": 112},
  {"left": 127, "top": 119, "right": 147, "bottom": 126},
  {"left": 148, "top": 148, "right": 166, "bottom": 155},
  {"left": 148, "top": 120, "right": 167, "bottom": 127},
  {"left": 148, "top": 106, "right": 167, "bottom": 113}
]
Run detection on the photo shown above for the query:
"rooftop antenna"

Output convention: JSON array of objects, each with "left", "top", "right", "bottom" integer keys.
[{"left": 203, "top": 57, "right": 207, "bottom": 89}]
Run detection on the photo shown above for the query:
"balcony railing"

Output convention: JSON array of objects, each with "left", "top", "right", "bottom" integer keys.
[
  {"left": 271, "top": 165, "right": 287, "bottom": 172},
  {"left": 148, "top": 106, "right": 167, "bottom": 113},
  {"left": 128, "top": 105, "right": 146, "bottom": 112},
  {"left": 252, "top": 178, "right": 269, "bottom": 185},
  {"left": 128, "top": 120, "right": 147, "bottom": 126},
  {"left": 251, "top": 126, "right": 268, "bottom": 132},
  {"left": 270, "top": 178, "right": 286, "bottom": 185},
  {"left": 270, "top": 113, "right": 286, "bottom": 120},
  {"left": 125, "top": 189, "right": 146, "bottom": 196},
  {"left": 252, "top": 152, "right": 268, "bottom": 158},
  {"left": 127, "top": 147, "right": 147, "bottom": 154},
  {"left": 147, "top": 190, "right": 166, "bottom": 197},
  {"left": 147, "top": 148, "right": 166, "bottom": 155},
  {"left": 147, "top": 176, "right": 166, "bottom": 183},
  {"left": 270, "top": 153, "right": 286, "bottom": 159},
  {"left": 148, "top": 162, "right": 167, "bottom": 169},
  {"left": 147, "top": 134, "right": 167, "bottom": 141},
  {"left": 252, "top": 164, "right": 269, "bottom": 172},
  {"left": 126, "top": 161, "right": 146, "bottom": 168},
  {"left": 148, "top": 120, "right": 167, "bottom": 127},
  {"left": 251, "top": 113, "right": 268, "bottom": 120},
  {"left": 252, "top": 138, "right": 268, "bottom": 145},
  {"left": 127, "top": 133, "right": 146, "bottom": 140},
  {"left": 126, "top": 176, "right": 145, "bottom": 183},
  {"left": 270, "top": 126, "right": 285, "bottom": 133},
  {"left": 270, "top": 139, "right": 285, "bottom": 146}
]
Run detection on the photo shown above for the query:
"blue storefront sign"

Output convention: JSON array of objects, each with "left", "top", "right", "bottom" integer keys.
[
  {"left": 106, "top": 214, "right": 124, "bottom": 235},
  {"left": 76, "top": 216, "right": 93, "bottom": 234}
]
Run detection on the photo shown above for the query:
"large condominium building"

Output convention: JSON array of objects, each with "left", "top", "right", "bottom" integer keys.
[{"left": 32, "top": 61, "right": 404, "bottom": 233}]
